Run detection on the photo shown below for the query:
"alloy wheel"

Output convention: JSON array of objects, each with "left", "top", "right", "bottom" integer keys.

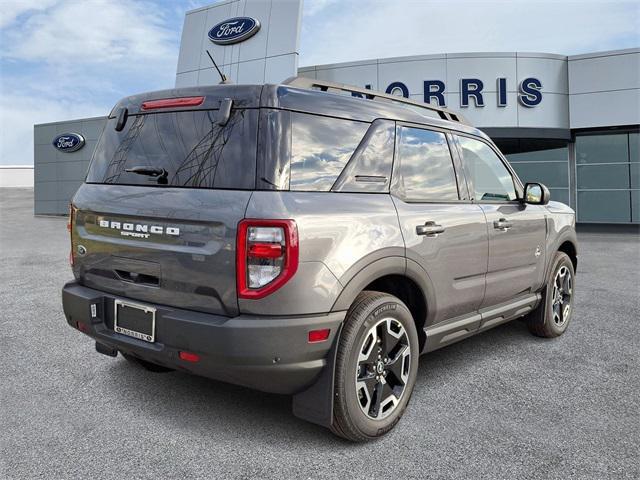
[
  {"left": 551, "top": 265, "right": 573, "bottom": 327},
  {"left": 355, "top": 318, "right": 411, "bottom": 420}
]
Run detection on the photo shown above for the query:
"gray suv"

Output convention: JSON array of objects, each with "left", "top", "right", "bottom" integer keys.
[{"left": 62, "top": 77, "right": 578, "bottom": 441}]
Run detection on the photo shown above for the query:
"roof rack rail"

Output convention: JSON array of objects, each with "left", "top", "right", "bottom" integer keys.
[{"left": 282, "top": 76, "right": 468, "bottom": 125}]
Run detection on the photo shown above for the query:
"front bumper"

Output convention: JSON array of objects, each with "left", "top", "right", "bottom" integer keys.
[{"left": 62, "top": 281, "right": 345, "bottom": 395}]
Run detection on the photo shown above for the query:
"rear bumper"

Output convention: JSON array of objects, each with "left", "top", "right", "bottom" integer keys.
[{"left": 62, "top": 281, "right": 345, "bottom": 395}]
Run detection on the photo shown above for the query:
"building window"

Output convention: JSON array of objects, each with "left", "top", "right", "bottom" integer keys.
[
  {"left": 496, "top": 139, "right": 570, "bottom": 206},
  {"left": 576, "top": 132, "right": 638, "bottom": 223}
]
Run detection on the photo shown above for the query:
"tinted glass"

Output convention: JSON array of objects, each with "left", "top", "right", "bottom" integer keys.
[
  {"left": 506, "top": 146, "right": 567, "bottom": 163},
  {"left": 576, "top": 133, "right": 628, "bottom": 164},
  {"left": 289, "top": 112, "right": 368, "bottom": 191},
  {"left": 395, "top": 127, "right": 458, "bottom": 201},
  {"left": 87, "top": 109, "right": 257, "bottom": 189},
  {"left": 510, "top": 162, "right": 568, "bottom": 189},
  {"left": 577, "top": 164, "right": 630, "bottom": 189},
  {"left": 456, "top": 136, "right": 516, "bottom": 201},
  {"left": 629, "top": 133, "right": 639, "bottom": 163},
  {"left": 577, "top": 191, "right": 631, "bottom": 223},
  {"left": 332, "top": 120, "right": 395, "bottom": 193}
]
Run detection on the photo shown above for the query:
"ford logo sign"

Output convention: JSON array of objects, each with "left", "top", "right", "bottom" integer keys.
[
  {"left": 208, "top": 17, "right": 260, "bottom": 45},
  {"left": 52, "top": 133, "right": 85, "bottom": 153}
]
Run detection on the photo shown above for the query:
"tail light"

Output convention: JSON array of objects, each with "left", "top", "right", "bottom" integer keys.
[
  {"left": 237, "top": 219, "right": 299, "bottom": 299},
  {"left": 68, "top": 203, "right": 76, "bottom": 267}
]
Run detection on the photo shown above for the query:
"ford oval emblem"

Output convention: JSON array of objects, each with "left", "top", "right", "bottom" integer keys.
[
  {"left": 52, "top": 133, "right": 85, "bottom": 153},
  {"left": 208, "top": 17, "right": 260, "bottom": 45}
]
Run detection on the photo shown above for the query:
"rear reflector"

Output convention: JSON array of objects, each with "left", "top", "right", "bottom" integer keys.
[
  {"left": 308, "top": 329, "right": 330, "bottom": 343},
  {"left": 179, "top": 351, "right": 200, "bottom": 363},
  {"left": 76, "top": 321, "right": 89, "bottom": 333},
  {"left": 141, "top": 96, "right": 205, "bottom": 110}
]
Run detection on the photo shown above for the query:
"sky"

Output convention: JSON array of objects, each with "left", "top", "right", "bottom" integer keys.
[{"left": 0, "top": 0, "right": 638, "bottom": 166}]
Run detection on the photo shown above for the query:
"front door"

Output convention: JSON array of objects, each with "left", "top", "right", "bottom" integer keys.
[{"left": 453, "top": 134, "right": 547, "bottom": 308}]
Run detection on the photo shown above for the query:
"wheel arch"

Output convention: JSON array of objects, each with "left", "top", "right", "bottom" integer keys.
[
  {"left": 331, "top": 257, "right": 435, "bottom": 352},
  {"left": 558, "top": 240, "right": 578, "bottom": 272}
]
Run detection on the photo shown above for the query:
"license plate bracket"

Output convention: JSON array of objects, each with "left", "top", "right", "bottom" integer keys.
[{"left": 114, "top": 299, "right": 156, "bottom": 343}]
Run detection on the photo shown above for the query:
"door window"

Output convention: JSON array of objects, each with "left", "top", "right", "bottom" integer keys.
[
  {"left": 395, "top": 127, "right": 459, "bottom": 201},
  {"left": 456, "top": 136, "right": 517, "bottom": 201}
]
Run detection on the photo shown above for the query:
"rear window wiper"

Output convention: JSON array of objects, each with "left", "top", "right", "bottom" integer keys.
[{"left": 125, "top": 166, "right": 168, "bottom": 185}]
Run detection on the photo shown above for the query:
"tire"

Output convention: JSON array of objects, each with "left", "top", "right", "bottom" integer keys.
[
  {"left": 331, "top": 291, "right": 419, "bottom": 442},
  {"left": 526, "top": 251, "right": 575, "bottom": 338},
  {"left": 121, "top": 352, "right": 174, "bottom": 373}
]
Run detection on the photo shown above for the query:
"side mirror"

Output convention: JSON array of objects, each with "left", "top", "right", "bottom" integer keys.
[{"left": 523, "top": 182, "right": 550, "bottom": 205}]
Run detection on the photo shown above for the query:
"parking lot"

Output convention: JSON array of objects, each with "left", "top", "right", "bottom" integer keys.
[{"left": 1, "top": 188, "right": 638, "bottom": 479}]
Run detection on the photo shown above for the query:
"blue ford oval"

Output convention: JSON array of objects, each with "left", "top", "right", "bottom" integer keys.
[
  {"left": 208, "top": 17, "right": 261, "bottom": 45},
  {"left": 52, "top": 133, "right": 85, "bottom": 153}
]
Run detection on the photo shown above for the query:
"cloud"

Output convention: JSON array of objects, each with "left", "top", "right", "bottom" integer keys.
[
  {"left": 2, "top": 0, "right": 177, "bottom": 68},
  {"left": 300, "top": 0, "right": 640, "bottom": 66},
  {"left": 303, "top": 0, "right": 342, "bottom": 17},
  {"left": 0, "top": 93, "right": 107, "bottom": 170},
  {"left": 0, "top": 0, "right": 58, "bottom": 29},
  {"left": 0, "top": 0, "right": 185, "bottom": 165}
]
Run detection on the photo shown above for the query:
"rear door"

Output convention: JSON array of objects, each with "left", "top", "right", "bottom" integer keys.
[
  {"left": 72, "top": 101, "right": 259, "bottom": 316},
  {"left": 453, "top": 134, "right": 547, "bottom": 309},
  {"left": 391, "top": 124, "right": 488, "bottom": 325}
]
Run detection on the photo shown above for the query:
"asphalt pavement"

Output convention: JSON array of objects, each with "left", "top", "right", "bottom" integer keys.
[{"left": 1, "top": 188, "right": 638, "bottom": 479}]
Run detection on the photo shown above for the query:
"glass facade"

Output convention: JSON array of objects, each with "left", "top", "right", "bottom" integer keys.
[
  {"left": 576, "top": 132, "right": 639, "bottom": 223},
  {"left": 496, "top": 139, "right": 570, "bottom": 206}
]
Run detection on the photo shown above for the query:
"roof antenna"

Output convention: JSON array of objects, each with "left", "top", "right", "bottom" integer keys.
[{"left": 206, "top": 50, "right": 232, "bottom": 84}]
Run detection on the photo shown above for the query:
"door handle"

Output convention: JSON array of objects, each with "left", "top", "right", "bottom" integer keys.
[
  {"left": 416, "top": 221, "right": 445, "bottom": 237},
  {"left": 493, "top": 218, "right": 513, "bottom": 231}
]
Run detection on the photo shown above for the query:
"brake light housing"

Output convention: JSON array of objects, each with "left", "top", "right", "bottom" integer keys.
[
  {"left": 237, "top": 219, "right": 299, "bottom": 299},
  {"left": 141, "top": 96, "right": 205, "bottom": 110}
]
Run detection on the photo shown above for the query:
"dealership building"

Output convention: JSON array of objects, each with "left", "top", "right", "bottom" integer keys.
[{"left": 33, "top": 0, "right": 639, "bottom": 224}]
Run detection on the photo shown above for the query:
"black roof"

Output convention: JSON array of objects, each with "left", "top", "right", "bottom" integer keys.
[{"left": 109, "top": 82, "right": 488, "bottom": 140}]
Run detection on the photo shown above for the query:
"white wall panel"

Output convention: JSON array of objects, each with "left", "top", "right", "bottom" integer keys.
[
  {"left": 266, "top": 0, "right": 303, "bottom": 57},
  {"left": 518, "top": 93, "right": 569, "bottom": 129},
  {"left": 315, "top": 64, "right": 379, "bottom": 90},
  {"left": 175, "top": 71, "right": 199, "bottom": 88},
  {"left": 378, "top": 59, "right": 446, "bottom": 97},
  {"left": 265, "top": 54, "right": 298, "bottom": 83},
  {"left": 176, "top": 10, "right": 207, "bottom": 74},
  {"left": 449, "top": 92, "right": 519, "bottom": 127},
  {"left": 569, "top": 50, "right": 640, "bottom": 94},
  {"left": 570, "top": 89, "right": 640, "bottom": 129},
  {"left": 176, "top": 0, "right": 302, "bottom": 87},
  {"left": 446, "top": 56, "right": 517, "bottom": 93},
  {"left": 517, "top": 56, "right": 568, "bottom": 94}
]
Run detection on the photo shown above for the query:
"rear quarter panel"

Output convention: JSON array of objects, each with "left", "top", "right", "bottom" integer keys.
[{"left": 241, "top": 192, "right": 404, "bottom": 315}]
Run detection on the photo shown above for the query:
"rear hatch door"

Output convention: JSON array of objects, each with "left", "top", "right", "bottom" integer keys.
[{"left": 71, "top": 87, "right": 260, "bottom": 316}]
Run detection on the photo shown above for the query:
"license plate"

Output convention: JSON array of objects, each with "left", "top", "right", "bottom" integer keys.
[{"left": 114, "top": 300, "right": 156, "bottom": 343}]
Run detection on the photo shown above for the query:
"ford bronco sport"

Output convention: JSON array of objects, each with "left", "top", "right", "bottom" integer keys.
[{"left": 62, "top": 77, "right": 578, "bottom": 441}]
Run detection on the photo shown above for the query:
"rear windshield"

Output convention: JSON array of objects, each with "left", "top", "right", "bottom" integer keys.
[{"left": 86, "top": 109, "right": 258, "bottom": 189}]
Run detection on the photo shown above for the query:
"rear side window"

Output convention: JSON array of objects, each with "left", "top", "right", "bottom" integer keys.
[
  {"left": 86, "top": 109, "right": 258, "bottom": 189},
  {"left": 394, "top": 126, "right": 459, "bottom": 201},
  {"left": 289, "top": 112, "right": 369, "bottom": 191}
]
